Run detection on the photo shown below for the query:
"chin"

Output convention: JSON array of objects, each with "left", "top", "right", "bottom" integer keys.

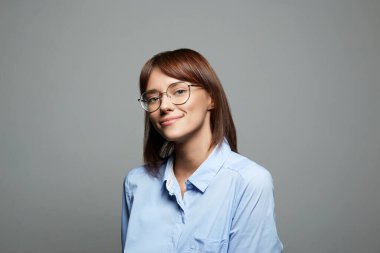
[{"left": 158, "top": 129, "right": 189, "bottom": 143}]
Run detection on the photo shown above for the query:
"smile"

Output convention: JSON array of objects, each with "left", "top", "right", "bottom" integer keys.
[{"left": 160, "top": 115, "right": 183, "bottom": 126}]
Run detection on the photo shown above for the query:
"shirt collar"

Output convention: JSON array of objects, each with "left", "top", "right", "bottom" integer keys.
[
  {"left": 161, "top": 139, "right": 232, "bottom": 193},
  {"left": 162, "top": 157, "right": 176, "bottom": 194}
]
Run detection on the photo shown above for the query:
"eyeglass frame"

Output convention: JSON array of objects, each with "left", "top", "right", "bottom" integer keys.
[{"left": 138, "top": 81, "right": 201, "bottom": 113}]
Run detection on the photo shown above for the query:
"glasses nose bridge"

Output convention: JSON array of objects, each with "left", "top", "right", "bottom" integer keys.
[
  {"left": 159, "top": 91, "right": 174, "bottom": 109},
  {"left": 159, "top": 90, "right": 173, "bottom": 102},
  {"left": 161, "top": 91, "right": 171, "bottom": 99}
]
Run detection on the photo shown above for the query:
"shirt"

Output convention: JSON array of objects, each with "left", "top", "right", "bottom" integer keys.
[{"left": 121, "top": 140, "right": 283, "bottom": 253}]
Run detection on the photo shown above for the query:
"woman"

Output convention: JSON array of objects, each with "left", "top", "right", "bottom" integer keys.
[{"left": 121, "top": 49, "right": 283, "bottom": 253}]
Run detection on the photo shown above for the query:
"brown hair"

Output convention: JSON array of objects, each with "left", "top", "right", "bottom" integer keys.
[{"left": 139, "top": 48, "right": 237, "bottom": 176}]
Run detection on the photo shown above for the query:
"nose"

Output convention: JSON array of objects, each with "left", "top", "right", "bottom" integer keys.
[{"left": 160, "top": 92, "right": 174, "bottom": 111}]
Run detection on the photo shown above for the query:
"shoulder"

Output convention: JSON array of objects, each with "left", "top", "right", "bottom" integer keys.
[
  {"left": 223, "top": 151, "right": 274, "bottom": 191},
  {"left": 124, "top": 165, "right": 158, "bottom": 183},
  {"left": 123, "top": 165, "right": 163, "bottom": 193},
  {"left": 221, "top": 152, "right": 277, "bottom": 215},
  {"left": 125, "top": 165, "right": 149, "bottom": 180},
  {"left": 123, "top": 166, "right": 148, "bottom": 189}
]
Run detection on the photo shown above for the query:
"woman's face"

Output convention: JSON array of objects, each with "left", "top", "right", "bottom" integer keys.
[{"left": 146, "top": 68, "right": 213, "bottom": 144}]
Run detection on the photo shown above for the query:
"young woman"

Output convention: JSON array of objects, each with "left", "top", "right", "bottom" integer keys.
[{"left": 121, "top": 49, "right": 283, "bottom": 253}]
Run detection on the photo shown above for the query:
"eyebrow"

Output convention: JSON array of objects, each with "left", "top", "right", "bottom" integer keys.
[
  {"left": 144, "top": 81, "right": 185, "bottom": 93},
  {"left": 143, "top": 88, "right": 159, "bottom": 93}
]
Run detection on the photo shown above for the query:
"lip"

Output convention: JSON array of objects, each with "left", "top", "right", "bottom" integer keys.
[{"left": 160, "top": 115, "right": 184, "bottom": 126}]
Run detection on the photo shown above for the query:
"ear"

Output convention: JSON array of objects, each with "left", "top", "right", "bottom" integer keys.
[{"left": 207, "top": 96, "right": 215, "bottom": 110}]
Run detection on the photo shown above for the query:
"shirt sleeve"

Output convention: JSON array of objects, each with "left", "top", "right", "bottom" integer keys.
[
  {"left": 228, "top": 169, "right": 283, "bottom": 253},
  {"left": 121, "top": 176, "right": 131, "bottom": 252}
]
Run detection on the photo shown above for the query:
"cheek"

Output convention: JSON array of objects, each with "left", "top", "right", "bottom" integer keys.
[
  {"left": 148, "top": 114, "right": 159, "bottom": 129},
  {"left": 185, "top": 99, "right": 209, "bottom": 115},
  {"left": 188, "top": 92, "right": 212, "bottom": 111}
]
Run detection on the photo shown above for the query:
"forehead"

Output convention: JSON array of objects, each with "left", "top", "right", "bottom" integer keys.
[{"left": 146, "top": 68, "right": 182, "bottom": 91}]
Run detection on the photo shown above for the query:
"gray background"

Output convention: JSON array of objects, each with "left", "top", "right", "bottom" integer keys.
[{"left": 0, "top": 1, "right": 379, "bottom": 253}]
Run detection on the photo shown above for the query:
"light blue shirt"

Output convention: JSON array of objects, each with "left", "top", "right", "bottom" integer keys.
[{"left": 121, "top": 140, "right": 283, "bottom": 253}]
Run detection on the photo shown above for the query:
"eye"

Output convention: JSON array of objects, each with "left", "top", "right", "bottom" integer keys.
[
  {"left": 173, "top": 89, "right": 188, "bottom": 96},
  {"left": 147, "top": 97, "right": 160, "bottom": 104}
]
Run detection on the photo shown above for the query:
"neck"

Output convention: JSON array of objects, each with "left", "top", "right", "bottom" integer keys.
[{"left": 173, "top": 132, "right": 214, "bottom": 181}]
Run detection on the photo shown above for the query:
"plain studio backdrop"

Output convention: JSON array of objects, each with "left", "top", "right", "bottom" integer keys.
[{"left": 0, "top": 1, "right": 379, "bottom": 253}]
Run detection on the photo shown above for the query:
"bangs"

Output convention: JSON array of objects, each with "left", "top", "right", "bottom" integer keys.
[{"left": 139, "top": 49, "right": 213, "bottom": 94}]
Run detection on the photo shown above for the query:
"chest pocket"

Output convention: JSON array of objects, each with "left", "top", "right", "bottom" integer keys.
[{"left": 189, "top": 236, "right": 227, "bottom": 253}]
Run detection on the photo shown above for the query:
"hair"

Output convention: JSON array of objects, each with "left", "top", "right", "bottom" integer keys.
[{"left": 139, "top": 48, "right": 237, "bottom": 176}]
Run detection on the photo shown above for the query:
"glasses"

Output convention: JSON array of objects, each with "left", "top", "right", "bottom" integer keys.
[{"left": 138, "top": 81, "right": 200, "bottom": 112}]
